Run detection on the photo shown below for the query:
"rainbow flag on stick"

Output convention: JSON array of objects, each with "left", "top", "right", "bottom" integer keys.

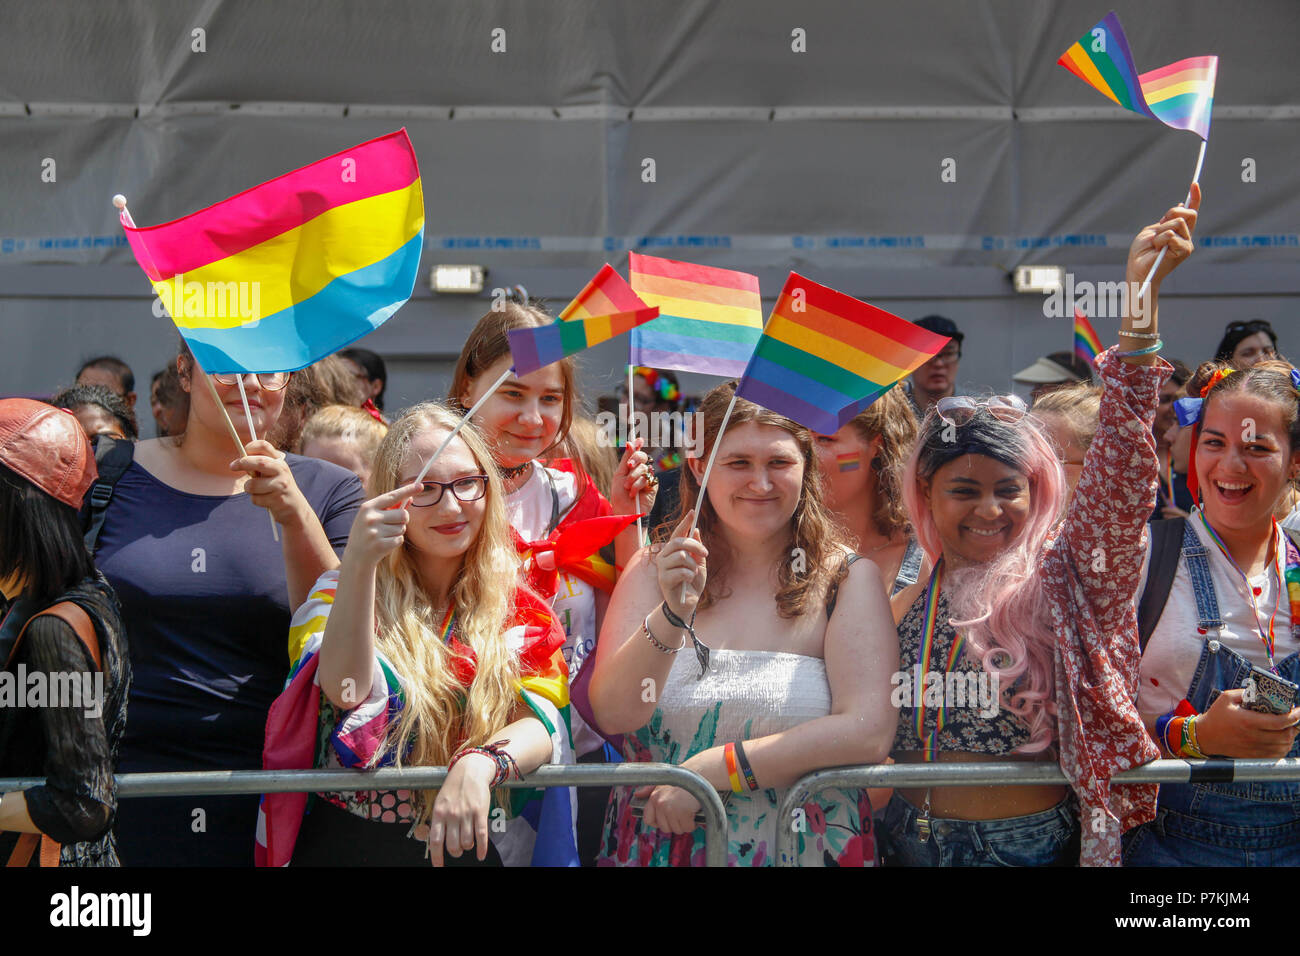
[
  {"left": 119, "top": 129, "right": 424, "bottom": 374},
  {"left": 559, "top": 263, "right": 650, "bottom": 320},
  {"left": 1058, "top": 11, "right": 1217, "bottom": 140},
  {"left": 1074, "top": 309, "right": 1103, "bottom": 369},
  {"left": 735, "top": 273, "right": 950, "bottom": 434},
  {"left": 508, "top": 309, "right": 660, "bottom": 377},
  {"left": 628, "top": 253, "right": 764, "bottom": 378}
]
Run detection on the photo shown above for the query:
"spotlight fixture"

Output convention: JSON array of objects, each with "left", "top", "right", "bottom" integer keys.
[
  {"left": 431, "top": 264, "right": 487, "bottom": 294},
  {"left": 1012, "top": 265, "right": 1065, "bottom": 295}
]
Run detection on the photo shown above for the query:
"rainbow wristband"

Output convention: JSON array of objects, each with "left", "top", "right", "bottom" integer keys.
[
  {"left": 1155, "top": 712, "right": 1175, "bottom": 756},
  {"left": 1183, "top": 715, "right": 1206, "bottom": 758},
  {"left": 734, "top": 740, "right": 760, "bottom": 792},
  {"left": 723, "top": 742, "right": 744, "bottom": 794}
]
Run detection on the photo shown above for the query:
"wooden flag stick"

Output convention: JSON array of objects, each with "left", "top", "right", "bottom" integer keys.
[
  {"left": 1133, "top": 139, "right": 1207, "bottom": 323},
  {"left": 413, "top": 366, "right": 513, "bottom": 486}
]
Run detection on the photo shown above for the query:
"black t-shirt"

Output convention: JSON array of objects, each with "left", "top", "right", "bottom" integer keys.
[{"left": 95, "top": 453, "right": 363, "bottom": 865}]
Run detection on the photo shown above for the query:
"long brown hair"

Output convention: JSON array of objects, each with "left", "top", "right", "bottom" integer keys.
[
  {"left": 673, "top": 381, "right": 848, "bottom": 619},
  {"left": 448, "top": 298, "right": 577, "bottom": 460}
]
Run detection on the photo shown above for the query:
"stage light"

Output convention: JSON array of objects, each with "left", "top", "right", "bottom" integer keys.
[
  {"left": 1012, "top": 265, "right": 1064, "bottom": 295},
  {"left": 431, "top": 264, "right": 486, "bottom": 294}
]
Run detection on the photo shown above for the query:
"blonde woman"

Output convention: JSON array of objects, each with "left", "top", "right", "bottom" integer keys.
[
  {"left": 259, "top": 403, "right": 570, "bottom": 866},
  {"left": 299, "top": 403, "right": 389, "bottom": 487}
]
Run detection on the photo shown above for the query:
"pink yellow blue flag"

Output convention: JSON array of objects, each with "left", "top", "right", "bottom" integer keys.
[{"left": 119, "top": 129, "right": 424, "bottom": 374}]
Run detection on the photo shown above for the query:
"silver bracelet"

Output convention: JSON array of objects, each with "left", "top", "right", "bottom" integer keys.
[
  {"left": 643, "top": 612, "right": 685, "bottom": 654},
  {"left": 1118, "top": 329, "right": 1159, "bottom": 340}
]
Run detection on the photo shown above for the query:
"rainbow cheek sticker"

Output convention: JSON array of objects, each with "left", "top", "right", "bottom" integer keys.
[{"left": 836, "top": 452, "right": 861, "bottom": 472}]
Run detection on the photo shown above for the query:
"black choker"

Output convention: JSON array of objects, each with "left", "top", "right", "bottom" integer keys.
[{"left": 499, "top": 461, "right": 532, "bottom": 480}]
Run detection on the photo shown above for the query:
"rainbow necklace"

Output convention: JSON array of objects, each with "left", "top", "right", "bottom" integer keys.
[
  {"left": 1195, "top": 511, "right": 1299, "bottom": 673},
  {"left": 438, "top": 606, "right": 457, "bottom": 644},
  {"left": 914, "top": 560, "right": 966, "bottom": 761}
]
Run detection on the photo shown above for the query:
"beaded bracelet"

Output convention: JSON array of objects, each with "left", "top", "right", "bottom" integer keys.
[
  {"left": 450, "top": 740, "right": 522, "bottom": 788},
  {"left": 1182, "top": 715, "right": 1207, "bottom": 758},
  {"left": 1117, "top": 340, "right": 1163, "bottom": 357},
  {"left": 1117, "top": 329, "right": 1160, "bottom": 340}
]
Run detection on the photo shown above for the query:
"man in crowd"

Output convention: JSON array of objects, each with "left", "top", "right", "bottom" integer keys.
[
  {"left": 905, "top": 315, "right": 963, "bottom": 418},
  {"left": 76, "top": 355, "right": 136, "bottom": 412}
]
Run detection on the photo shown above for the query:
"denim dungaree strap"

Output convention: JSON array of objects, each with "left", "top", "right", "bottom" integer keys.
[
  {"left": 1123, "top": 522, "right": 1300, "bottom": 866},
  {"left": 891, "top": 538, "right": 924, "bottom": 596}
]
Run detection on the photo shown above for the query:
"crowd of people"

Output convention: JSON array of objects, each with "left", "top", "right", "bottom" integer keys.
[{"left": 5, "top": 185, "right": 1300, "bottom": 868}]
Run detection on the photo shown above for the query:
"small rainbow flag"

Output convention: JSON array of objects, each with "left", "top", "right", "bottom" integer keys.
[
  {"left": 1074, "top": 309, "right": 1103, "bottom": 369},
  {"left": 836, "top": 452, "right": 862, "bottom": 472},
  {"left": 507, "top": 309, "right": 659, "bottom": 377},
  {"left": 559, "top": 263, "right": 649, "bottom": 320},
  {"left": 628, "top": 253, "right": 764, "bottom": 378},
  {"left": 735, "top": 273, "right": 950, "bottom": 434},
  {"left": 1058, "top": 11, "right": 1217, "bottom": 141},
  {"left": 120, "top": 129, "right": 424, "bottom": 374}
]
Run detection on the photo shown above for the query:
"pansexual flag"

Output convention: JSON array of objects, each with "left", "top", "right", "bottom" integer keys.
[
  {"left": 628, "top": 253, "right": 764, "bottom": 378},
  {"left": 559, "top": 263, "right": 649, "bottom": 320},
  {"left": 1058, "top": 11, "right": 1217, "bottom": 140},
  {"left": 1074, "top": 309, "right": 1103, "bottom": 369},
  {"left": 120, "top": 129, "right": 424, "bottom": 374},
  {"left": 508, "top": 309, "right": 659, "bottom": 378},
  {"left": 735, "top": 273, "right": 950, "bottom": 434}
]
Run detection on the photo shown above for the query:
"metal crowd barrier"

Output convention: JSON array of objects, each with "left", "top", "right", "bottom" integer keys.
[
  {"left": 0, "top": 762, "right": 729, "bottom": 867},
  {"left": 773, "top": 757, "right": 1300, "bottom": 865}
]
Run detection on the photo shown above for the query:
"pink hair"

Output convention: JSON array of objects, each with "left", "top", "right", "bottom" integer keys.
[{"left": 901, "top": 409, "right": 1068, "bottom": 752}]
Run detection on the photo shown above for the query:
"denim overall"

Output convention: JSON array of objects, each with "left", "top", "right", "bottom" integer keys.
[{"left": 1123, "top": 523, "right": 1300, "bottom": 866}]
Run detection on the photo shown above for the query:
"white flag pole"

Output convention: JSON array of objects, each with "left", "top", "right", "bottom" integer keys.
[
  {"left": 627, "top": 363, "right": 644, "bottom": 543},
  {"left": 1133, "top": 139, "right": 1208, "bottom": 323},
  {"left": 680, "top": 391, "right": 738, "bottom": 604},
  {"left": 413, "top": 366, "right": 513, "bottom": 486}
]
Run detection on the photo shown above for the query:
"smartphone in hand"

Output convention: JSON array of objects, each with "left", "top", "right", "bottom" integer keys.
[{"left": 1240, "top": 666, "right": 1299, "bottom": 716}]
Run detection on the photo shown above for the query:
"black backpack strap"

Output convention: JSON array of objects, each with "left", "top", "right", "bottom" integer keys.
[
  {"left": 81, "top": 435, "right": 135, "bottom": 553},
  {"left": 1137, "top": 516, "right": 1187, "bottom": 654}
]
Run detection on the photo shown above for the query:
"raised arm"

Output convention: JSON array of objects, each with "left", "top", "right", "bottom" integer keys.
[{"left": 1054, "top": 187, "right": 1200, "bottom": 632}]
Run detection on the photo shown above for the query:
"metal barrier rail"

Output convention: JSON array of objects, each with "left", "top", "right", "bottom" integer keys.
[
  {"left": 0, "top": 763, "right": 729, "bottom": 867},
  {"left": 772, "top": 758, "right": 1300, "bottom": 865}
]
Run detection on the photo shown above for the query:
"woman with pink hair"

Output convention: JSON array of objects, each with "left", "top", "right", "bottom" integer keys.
[{"left": 881, "top": 186, "right": 1201, "bottom": 867}]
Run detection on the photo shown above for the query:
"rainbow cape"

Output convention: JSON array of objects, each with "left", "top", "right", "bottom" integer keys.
[
  {"left": 735, "top": 272, "right": 950, "bottom": 433},
  {"left": 627, "top": 253, "right": 764, "bottom": 378},
  {"left": 507, "top": 308, "right": 659, "bottom": 377},
  {"left": 1074, "top": 309, "right": 1102, "bottom": 369},
  {"left": 120, "top": 129, "right": 424, "bottom": 374},
  {"left": 1058, "top": 11, "right": 1217, "bottom": 140}
]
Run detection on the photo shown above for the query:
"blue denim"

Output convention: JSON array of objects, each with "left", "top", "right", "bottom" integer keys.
[
  {"left": 881, "top": 791, "right": 1079, "bottom": 867},
  {"left": 1124, "top": 523, "right": 1300, "bottom": 866}
]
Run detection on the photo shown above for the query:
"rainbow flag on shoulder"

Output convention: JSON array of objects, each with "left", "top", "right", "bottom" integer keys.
[
  {"left": 1058, "top": 11, "right": 1217, "bottom": 141},
  {"left": 735, "top": 273, "right": 950, "bottom": 433},
  {"left": 119, "top": 129, "right": 424, "bottom": 374}
]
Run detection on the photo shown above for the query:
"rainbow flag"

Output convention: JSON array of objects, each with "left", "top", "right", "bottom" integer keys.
[
  {"left": 836, "top": 452, "right": 862, "bottom": 472},
  {"left": 1058, "top": 11, "right": 1217, "bottom": 140},
  {"left": 1074, "top": 309, "right": 1103, "bottom": 369},
  {"left": 559, "top": 263, "right": 649, "bottom": 320},
  {"left": 120, "top": 129, "right": 424, "bottom": 374},
  {"left": 507, "top": 309, "right": 659, "bottom": 377},
  {"left": 735, "top": 273, "right": 950, "bottom": 433},
  {"left": 627, "top": 253, "right": 764, "bottom": 378}
]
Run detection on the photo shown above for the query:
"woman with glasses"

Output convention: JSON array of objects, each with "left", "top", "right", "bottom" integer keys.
[
  {"left": 880, "top": 187, "right": 1201, "bottom": 867},
  {"left": 1215, "top": 320, "right": 1279, "bottom": 371},
  {"left": 264, "top": 403, "right": 568, "bottom": 866},
  {"left": 92, "top": 340, "right": 364, "bottom": 865}
]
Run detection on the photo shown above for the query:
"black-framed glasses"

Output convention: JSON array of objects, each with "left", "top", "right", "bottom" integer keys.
[
  {"left": 935, "top": 395, "right": 1027, "bottom": 427},
  {"left": 211, "top": 371, "right": 291, "bottom": 391},
  {"left": 408, "top": 475, "right": 489, "bottom": 508}
]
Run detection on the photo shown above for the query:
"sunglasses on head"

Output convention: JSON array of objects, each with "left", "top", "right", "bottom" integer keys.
[
  {"left": 934, "top": 395, "right": 1027, "bottom": 427},
  {"left": 1226, "top": 321, "right": 1272, "bottom": 335}
]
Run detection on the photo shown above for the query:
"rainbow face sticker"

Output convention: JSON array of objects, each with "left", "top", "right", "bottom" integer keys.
[{"left": 836, "top": 452, "right": 861, "bottom": 472}]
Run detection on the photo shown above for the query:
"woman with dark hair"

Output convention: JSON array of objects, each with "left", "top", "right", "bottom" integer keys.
[
  {"left": 814, "top": 386, "right": 927, "bottom": 593},
  {"left": 91, "top": 342, "right": 364, "bottom": 866},
  {"left": 881, "top": 189, "right": 1199, "bottom": 867},
  {"left": 1214, "top": 320, "right": 1279, "bottom": 370},
  {"left": 582, "top": 381, "right": 898, "bottom": 866},
  {"left": 1124, "top": 358, "right": 1300, "bottom": 865},
  {"left": 338, "top": 346, "right": 388, "bottom": 412},
  {"left": 50, "top": 384, "right": 138, "bottom": 442},
  {"left": 0, "top": 400, "right": 129, "bottom": 866}
]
